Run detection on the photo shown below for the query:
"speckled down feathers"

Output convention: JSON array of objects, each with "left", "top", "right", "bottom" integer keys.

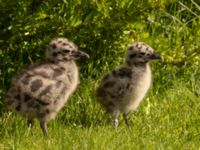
[
  {"left": 6, "top": 61, "right": 78, "bottom": 121},
  {"left": 96, "top": 42, "right": 162, "bottom": 128},
  {"left": 5, "top": 37, "right": 89, "bottom": 135}
]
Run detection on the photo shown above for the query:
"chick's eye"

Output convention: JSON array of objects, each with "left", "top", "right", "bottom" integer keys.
[
  {"left": 63, "top": 49, "right": 70, "bottom": 53},
  {"left": 140, "top": 52, "right": 145, "bottom": 55}
]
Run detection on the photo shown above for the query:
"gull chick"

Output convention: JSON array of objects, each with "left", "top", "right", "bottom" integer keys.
[
  {"left": 96, "top": 42, "right": 162, "bottom": 128},
  {"left": 5, "top": 38, "right": 89, "bottom": 136}
]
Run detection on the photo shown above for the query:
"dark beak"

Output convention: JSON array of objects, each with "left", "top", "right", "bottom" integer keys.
[
  {"left": 150, "top": 52, "right": 163, "bottom": 60},
  {"left": 71, "top": 51, "right": 90, "bottom": 59}
]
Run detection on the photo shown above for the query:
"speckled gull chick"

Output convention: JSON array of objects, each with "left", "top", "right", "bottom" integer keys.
[
  {"left": 96, "top": 42, "right": 162, "bottom": 128},
  {"left": 5, "top": 37, "right": 89, "bottom": 136}
]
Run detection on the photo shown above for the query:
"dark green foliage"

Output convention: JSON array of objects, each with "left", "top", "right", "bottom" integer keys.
[{"left": 0, "top": 0, "right": 200, "bottom": 115}]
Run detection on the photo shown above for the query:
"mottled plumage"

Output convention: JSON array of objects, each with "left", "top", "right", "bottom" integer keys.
[
  {"left": 5, "top": 38, "right": 89, "bottom": 136},
  {"left": 96, "top": 42, "right": 162, "bottom": 128}
]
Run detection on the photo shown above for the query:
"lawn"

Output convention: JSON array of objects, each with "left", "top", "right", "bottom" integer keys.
[{"left": 0, "top": 64, "right": 199, "bottom": 150}]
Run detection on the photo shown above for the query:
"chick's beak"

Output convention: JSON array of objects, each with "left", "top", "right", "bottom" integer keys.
[
  {"left": 150, "top": 52, "right": 163, "bottom": 60},
  {"left": 71, "top": 51, "right": 90, "bottom": 59}
]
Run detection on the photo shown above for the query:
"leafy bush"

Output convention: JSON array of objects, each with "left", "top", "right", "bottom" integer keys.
[{"left": 0, "top": 0, "right": 199, "bottom": 114}]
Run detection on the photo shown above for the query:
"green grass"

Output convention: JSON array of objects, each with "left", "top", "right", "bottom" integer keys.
[
  {"left": 0, "top": 64, "right": 200, "bottom": 150},
  {"left": 1, "top": 0, "right": 200, "bottom": 149}
]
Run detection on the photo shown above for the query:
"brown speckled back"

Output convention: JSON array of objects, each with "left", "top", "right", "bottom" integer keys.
[{"left": 5, "top": 37, "right": 89, "bottom": 136}]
